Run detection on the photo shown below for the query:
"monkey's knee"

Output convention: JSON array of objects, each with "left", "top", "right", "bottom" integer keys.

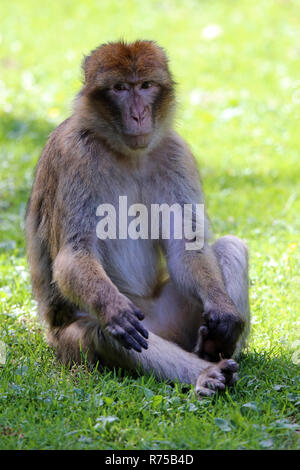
[
  {"left": 212, "top": 235, "right": 249, "bottom": 289},
  {"left": 48, "top": 314, "right": 102, "bottom": 366},
  {"left": 52, "top": 248, "right": 75, "bottom": 298},
  {"left": 213, "top": 235, "right": 248, "bottom": 264},
  {"left": 48, "top": 314, "right": 133, "bottom": 369}
]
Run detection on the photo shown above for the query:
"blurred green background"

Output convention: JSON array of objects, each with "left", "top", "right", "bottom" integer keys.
[{"left": 0, "top": 0, "right": 299, "bottom": 450}]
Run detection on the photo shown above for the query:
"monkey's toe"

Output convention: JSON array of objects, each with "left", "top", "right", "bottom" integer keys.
[
  {"left": 195, "top": 359, "right": 238, "bottom": 397},
  {"left": 219, "top": 358, "right": 238, "bottom": 374},
  {"left": 196, "top": 367, "right": 226, "bottom": 397}
]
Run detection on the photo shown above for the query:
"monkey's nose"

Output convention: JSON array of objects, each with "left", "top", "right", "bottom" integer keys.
[
  {"left": 131, "top": 113, "right": 145, "bottom": 126},
  {"left": 130, "top": 106, "right": 148, "bottom": 125},
  {"left": 131, "top": 114, "right": 141, "bottom": 124}
]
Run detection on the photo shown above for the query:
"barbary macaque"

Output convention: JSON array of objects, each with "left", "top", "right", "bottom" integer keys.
[{"left": 26, "top": 40, "right": 250, "bottom": 396}]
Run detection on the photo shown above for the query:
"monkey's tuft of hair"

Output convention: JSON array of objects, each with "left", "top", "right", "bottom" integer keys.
[{"left": 82, "top": 40, "right": 173, "bottom": 87}]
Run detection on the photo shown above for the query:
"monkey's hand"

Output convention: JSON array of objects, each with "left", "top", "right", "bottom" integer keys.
[
  {"left": 196, "top": 306, "right": 244, "bottom": 362},
  {"left": 104, "top": 295, "right": 149, "bottom": 353}
]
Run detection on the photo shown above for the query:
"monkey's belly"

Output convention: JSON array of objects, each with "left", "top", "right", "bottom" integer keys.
[
  {"left": 141, "top": 280, "right": 202, "bottom": 351},
  {"left": 99, "top": 238, "right": 161, "bottom": 298}
]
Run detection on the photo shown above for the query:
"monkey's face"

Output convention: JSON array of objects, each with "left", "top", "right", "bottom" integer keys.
[
  {"left": 105, "top": 79, "right": 161, "bottom": 149},
  {"left": 83, "top": 41, "right": 175, "bottom": 152}
]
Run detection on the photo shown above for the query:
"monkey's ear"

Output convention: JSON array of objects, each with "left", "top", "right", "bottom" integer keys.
[{"left": 82, "top": 55, "right": 91, "bottom": 82}]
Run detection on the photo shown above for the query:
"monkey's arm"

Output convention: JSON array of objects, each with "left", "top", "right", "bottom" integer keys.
[
  {"left": 166, "top": 238, "right": 237, "bottom": 312},
  {"left": 52, "top": 245, "right": 148, "bottom": 352},
  {"left": 48, "top": 154, "right": 148, "bottom": 353},
  {"left": 161, "top": 138, "right": 234, "bottom": 312},
  {"left": 161, "top": 139, "right": 245, "bottom": 360}
]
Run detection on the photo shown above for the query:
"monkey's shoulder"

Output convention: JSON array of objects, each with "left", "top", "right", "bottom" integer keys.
[
  {"left": 157, "top": 131, "right": 196, "bottom": 163},
  {"left": 38, "top": 117, "right": 102, "bottom": 174},
  {"left": 36, "top": 118, "right": 72, "bottom": 169},
  {"left": 153, "top": 131, "right": 201, "bottom": 184}
]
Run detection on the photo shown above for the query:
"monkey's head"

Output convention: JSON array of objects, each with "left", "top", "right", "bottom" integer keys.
[{"left": 79, "top": 40, "right": 175, "bottom": 153}]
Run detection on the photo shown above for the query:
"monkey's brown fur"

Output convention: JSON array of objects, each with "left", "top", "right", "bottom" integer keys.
[{"left": 26, "top": 41, "right": 250, "bottom": 396}]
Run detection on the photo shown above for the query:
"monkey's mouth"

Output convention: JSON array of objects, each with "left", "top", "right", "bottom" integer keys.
[{"left": 123, "top": 133, "right": 151, "bottom": 150}]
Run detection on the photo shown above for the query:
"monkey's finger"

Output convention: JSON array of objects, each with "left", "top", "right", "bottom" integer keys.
[
  {"left": 122, "top": 332, "right": 144, "bottom": 352},
  {"left": 115, "top": 317, "right": 148, "bottom": 349},
  {"left": 129, "top": 329, "right": 148, "bottom": 350},
  {"left": 106, "top": 324, "right": 137, "bottom": 351},
  {"left": 124, "top": 321, "right": 148, "bottom": 349},
  {"left": 129, "top": 317, "right": 149, "bottom": 339},
  {"left": 112, "top": 324, "right": 142, "bottom": 352},
  {"left": 132, "top": 308, "right": 144, "bottom": 321}
]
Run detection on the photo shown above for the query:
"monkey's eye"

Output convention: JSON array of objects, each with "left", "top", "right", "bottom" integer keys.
[
  {"left": 141, "top": 81, "right": 153, "bottom": 89},
  {"left": 113, "top": 83, "right": 127, "bottom": 92}
]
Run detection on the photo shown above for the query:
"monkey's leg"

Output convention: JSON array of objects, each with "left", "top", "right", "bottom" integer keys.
[
  {"left": 48, "top": 312, "right": 238, "bottom": 396},
  {"left": 212, "top": 235, "right": 250, "bottom": 356},
  {"left": 204, "top": 235, "right": 250, "bottom": 358}
]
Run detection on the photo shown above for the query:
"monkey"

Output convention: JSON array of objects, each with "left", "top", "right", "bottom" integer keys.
[{"left": 25, "top": 40, "right": 250, "bottom": 397}]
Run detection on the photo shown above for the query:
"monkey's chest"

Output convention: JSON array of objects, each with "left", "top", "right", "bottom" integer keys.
[{"left": 94, "top": 176, "right": 163, "bottom": 296}]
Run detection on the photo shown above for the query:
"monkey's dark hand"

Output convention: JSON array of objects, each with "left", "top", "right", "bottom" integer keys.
[
  {"left": 104, "top": 296, "right": 149, "bottom": 353},
  {"left": 197, "top": 307, "right": 244, "bottom": 362}
]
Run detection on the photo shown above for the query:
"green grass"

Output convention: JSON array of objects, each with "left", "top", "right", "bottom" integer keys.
[{"left": 0, "top": 0, "right": 299, "bottom": 450}]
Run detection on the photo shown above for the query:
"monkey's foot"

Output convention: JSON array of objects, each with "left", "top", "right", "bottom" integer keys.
[{"left": 195, "top": 359, "right": 238, "bottom": 397}]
